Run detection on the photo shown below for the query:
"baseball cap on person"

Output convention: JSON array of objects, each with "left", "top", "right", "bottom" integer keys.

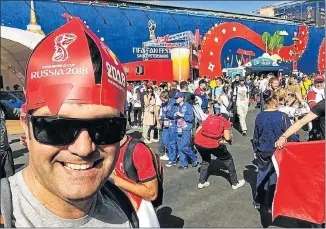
[
  {"left": 315, "top": 75, "right": 325, "bottom": 82},
  {"left": 25, "top": 17, "right": 126, "bottom": 116},
  {"left": 174, "top": 92, "right": 185, "bottom": 99}
]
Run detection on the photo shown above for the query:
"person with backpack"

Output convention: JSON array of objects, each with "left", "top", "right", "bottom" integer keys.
[
  {"left": 0, "top": 18, "right": 139, "bottom": 228},
  {"left": 232, "top": 77, "right": 250, "bottom": 135},
  {"left": 0, "top": 106, "right": 15, "bottom": 179},
  {"left": 172, "top": 92, "right": 198, "bottom": 170},
  {"left": 194, "top": 113, "right": 245, "bottom": 189},
  {"left": 110, "top": 135, "right": 162, "bottom": 227}
]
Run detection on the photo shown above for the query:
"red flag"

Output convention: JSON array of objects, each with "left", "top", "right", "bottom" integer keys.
[{"left": 272, "top": 141, "right": 325, "bottom": 224}]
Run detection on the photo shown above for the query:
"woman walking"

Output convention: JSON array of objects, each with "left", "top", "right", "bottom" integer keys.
[
  {"left": 252, "top": 89, "right": 298, "bottom": 211},
  {"left": 143, "top": 86, "right": 156, "bottom": 144},
  {"left": 132, "top": 88, "right": 142, "bottom": 128},
  {"left": 194, "top": 114, "right": 245, "bottom": 189},
  {"left": 216, "top": 85, "right": 231, "bottom": 120}
]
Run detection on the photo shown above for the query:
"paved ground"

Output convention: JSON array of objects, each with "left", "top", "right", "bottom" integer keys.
[{"left": 7, "top": 105, "right": 308, "bottom": 228}]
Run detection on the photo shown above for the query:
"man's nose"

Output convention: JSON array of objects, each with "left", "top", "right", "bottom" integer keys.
[{"left": 68, "top": 129, "right": 96, "bottom": 157}]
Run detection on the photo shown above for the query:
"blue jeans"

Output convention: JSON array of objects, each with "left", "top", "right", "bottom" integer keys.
[
  {"left": 177, "top": 130, "right": 197, "bottom": 168},
  {"left": 168, "top": 127, "right": 178, "bottom": 163}
]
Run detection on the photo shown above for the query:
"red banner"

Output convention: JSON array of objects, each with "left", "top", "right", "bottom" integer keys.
[{"left": 272, "top": 141, "right": 325, "bottom": 224}]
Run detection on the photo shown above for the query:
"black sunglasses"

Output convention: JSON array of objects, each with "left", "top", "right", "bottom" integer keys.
[{"left": 29, "top": 115, "right": 126, "bottom": 146}]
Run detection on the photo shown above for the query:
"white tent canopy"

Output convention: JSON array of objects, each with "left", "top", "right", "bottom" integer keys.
[{"left": 1, "top": 26, "right": 44, "bottom": 87}]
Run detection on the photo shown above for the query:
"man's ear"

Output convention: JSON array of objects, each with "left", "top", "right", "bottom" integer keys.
[{"left": 20, "top": 112, "right": 27, "bottom": 132}]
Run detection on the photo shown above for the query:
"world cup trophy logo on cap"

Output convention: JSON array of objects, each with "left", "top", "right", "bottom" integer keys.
[{"left": 52, "top": 33, "right": 77, "bottom": 62}]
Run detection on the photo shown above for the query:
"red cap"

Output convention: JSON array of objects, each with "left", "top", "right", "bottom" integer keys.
[
  {"left": 25, "top": 17, "right": 126, "bottom": 115},
  {"left": 315, "top": 75, "right": 325, "bottom": 82}
]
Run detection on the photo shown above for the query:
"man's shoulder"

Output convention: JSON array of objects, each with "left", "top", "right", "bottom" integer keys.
[
  {"left": 131, "top": 141, "right": 154, "bottom": 164},
  {"left": 97, "top": 186, "right": 132, "bottom": 227}
]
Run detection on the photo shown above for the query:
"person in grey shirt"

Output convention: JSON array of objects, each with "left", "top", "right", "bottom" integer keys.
[
  {"left": 0, "top": 106, "right": 15, "bottom": 179},
  {"left": 0, "top": 18, "right": 138, "bottom": 228}
]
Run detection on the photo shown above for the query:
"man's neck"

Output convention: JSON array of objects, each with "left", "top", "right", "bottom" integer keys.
[
  {"left": 179, "top": 101, "right": 184, "bottom": 106},
  {"left": 23, "top": 167, "right": 94, "bottom": 219}
]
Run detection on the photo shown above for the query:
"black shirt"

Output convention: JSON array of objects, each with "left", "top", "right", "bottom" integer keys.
[{"left": 311, "top": 99, "right": 325, "bottom": 140}]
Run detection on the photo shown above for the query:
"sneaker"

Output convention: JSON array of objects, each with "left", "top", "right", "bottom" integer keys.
[
  {"left": 197, "top": 181, "right": 210, "bottom": 189},
  {"left": 242, "top": 131, "right": 247, "bottom": 136},
  {"left": 232, "top": 179, "right": 245, "bottom": 190},
  {"left": 160, "top": 154, "right": 169, "bottom": 161},
  {"left": 165, "top": 162, "right": 176, "bottom": 168},
  {"left": 178, "top": 166, "right": 188, "bottom": 170},
  {"left": 192, "top": 161, "right": 199, "bottom": 167},
  {"left": 151, "top": 138, "right": 159, "bottom": 143},
  {"left": 144, "top": 139, "right": 152, "bottom": 144},
  {"left": 132, "top": 125, "right": 137, "bottom": 129}
]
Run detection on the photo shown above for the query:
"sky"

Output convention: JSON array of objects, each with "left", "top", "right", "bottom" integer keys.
[{"left": 140, "top": 1, "right": 284, "bottom": 14}]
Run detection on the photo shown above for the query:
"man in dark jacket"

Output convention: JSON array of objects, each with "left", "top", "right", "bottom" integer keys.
[{"left": 0, "top": 106, "right": 15, "bottom": 179}]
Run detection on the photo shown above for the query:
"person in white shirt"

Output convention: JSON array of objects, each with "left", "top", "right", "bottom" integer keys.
[
  {"left": 259, "top": 73, "right": 274, "bottom": 111},
  {"left": 217, "top": 85, "right": 231, "bottom": 120},
  {"left": 132, "top": 88, "right": 143, "bottom": 128},
  {"left": 126, "top": 90, "right": 133, "bottom": 127},
  {"left": 233, "top": 77, "right": 250, "bottom": 135}
]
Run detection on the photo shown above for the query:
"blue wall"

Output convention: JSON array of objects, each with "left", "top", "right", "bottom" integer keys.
[{"left": 1, "top": 1, "right": 324, "bottom": 74}]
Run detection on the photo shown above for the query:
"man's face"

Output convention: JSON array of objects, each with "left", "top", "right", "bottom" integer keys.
[
  {"left": 289, "top": 77, "right": 295, "bottom": 84},
  {"left": 200, "top": 83, "right": 206, "bottom": 90},
  {"left": 160, "top": 97, "right": 169, "bottom": 103},
  {"left": 215, "top": 79, "right": 221, "bottom": 86},
  {"left": 271, "top": 80, "right": 279, "bottom": 90},
  {"left": 176, "top": 97, "right": 183, "bottom": 104},
  {"left": 235, "top": 76, "right": 240, "bottom": 81},
  {"left": 23, "top": 104, "right": 120, "bottom": 202},
  {"left": 315, "top": 81, "right": 325, "bottom": 90}
]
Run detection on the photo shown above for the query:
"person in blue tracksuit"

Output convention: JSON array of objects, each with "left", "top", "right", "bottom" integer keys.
[
  {"left": 174, "top": 92, "right": 198, "bottom": 170},
  {"left": 166, "top": 95, "right": 179, "bottom": 168}
]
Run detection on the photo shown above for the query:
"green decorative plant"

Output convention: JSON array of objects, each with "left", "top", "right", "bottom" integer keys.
[{"left": 262, "top": 32, "right": 271, "bottom": 53}]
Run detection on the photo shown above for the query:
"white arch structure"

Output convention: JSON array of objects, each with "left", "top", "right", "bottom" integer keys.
[{"left": 1, "top": 26, "right": 44, "bottom": 87}]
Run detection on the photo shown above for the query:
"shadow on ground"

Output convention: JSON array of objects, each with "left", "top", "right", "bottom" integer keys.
[
  {"left": 10, "top": 138, "right": 20, "bottom": 144},
  {"left": 12, "top": 148, "right": 28, "bottom": 159},
  {"left": 243, "top": 164, "right": 258, "bottom": 198},
  {"left": 206, "top": 159, "right": 232, "bottom": 185},
  {"left": 14, "top": 163, "right": 26, "bottom": 172},
  {"left": 157, "top": 206, "right": 184, "bottom": 228}
]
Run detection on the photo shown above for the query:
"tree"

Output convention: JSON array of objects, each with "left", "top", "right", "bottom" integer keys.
[
  {"left": 262, "top": 32, "right": 271, "bottom": 53},
  {"left": 274, "top": 31, "right": 285, "bottom": 54},
  {"left": 268, "top": 34, "right": 277, "bottom": 54}
]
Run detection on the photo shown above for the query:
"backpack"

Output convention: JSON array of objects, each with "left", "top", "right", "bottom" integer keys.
[
  {"left": 201, "top": 114, "right": 225, "bottom": 141},
  {"left": 0, "top": 178, "right": 139, "bottom": 228},
  {"left": 123, "top": 138, "right": 164, "bottom": 208}
]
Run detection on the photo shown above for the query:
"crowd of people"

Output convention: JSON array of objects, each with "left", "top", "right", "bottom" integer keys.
[{"left": 0, "top": 16, "right": 324, "bottom": 228}]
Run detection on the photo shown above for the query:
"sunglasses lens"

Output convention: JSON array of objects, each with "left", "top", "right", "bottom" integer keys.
[
  {"left": 31, "top": 116, "right": 126, "bottom": 146},
  {"left": 89, "top": 118, "right": 126, "bottom": 145},
  {"left": 32, "top": 117, "right": 75, "bottom": 146}
]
